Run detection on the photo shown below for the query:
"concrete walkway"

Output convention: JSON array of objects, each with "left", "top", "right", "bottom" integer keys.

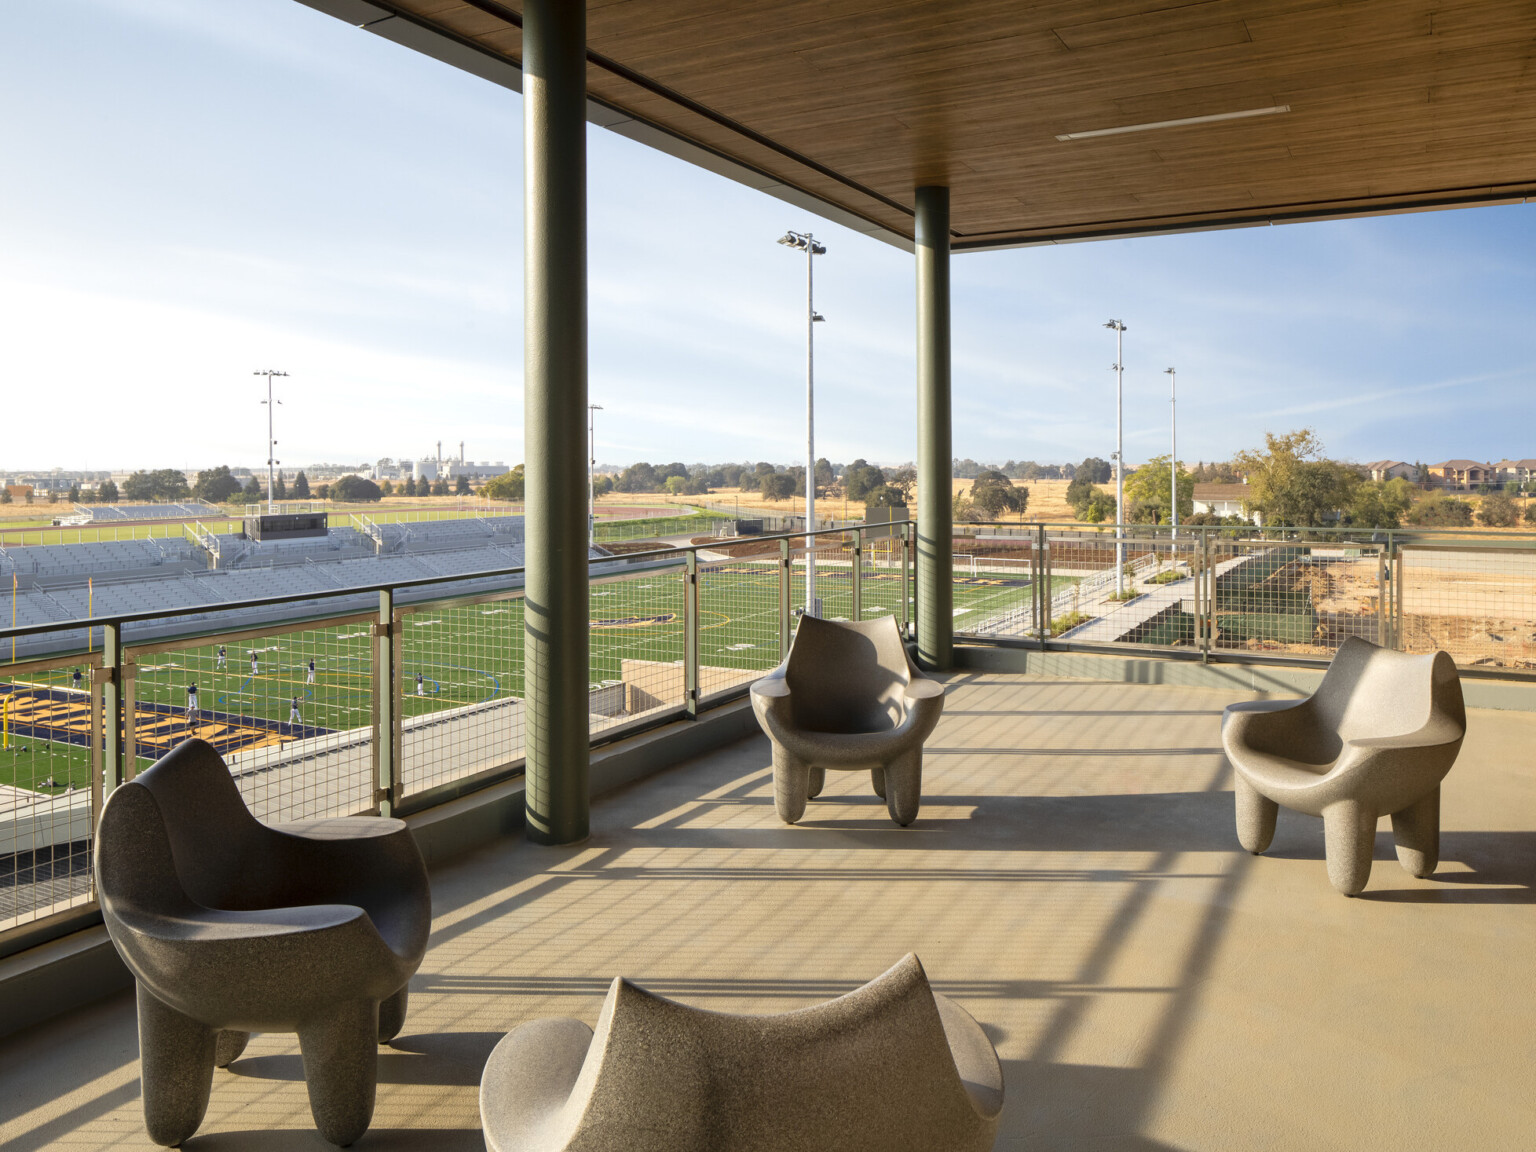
[{"left": 5, "top": 672, "right": 1536, "bottom": 1150}]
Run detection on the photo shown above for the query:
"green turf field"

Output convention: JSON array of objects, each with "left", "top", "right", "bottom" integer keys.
[{"left": 0, "top": 559, "right": 1068, "bottom": 793}]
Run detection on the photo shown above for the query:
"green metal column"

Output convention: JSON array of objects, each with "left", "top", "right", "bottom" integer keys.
[
  {"left": 915, "top": 185, "right": 953, "bottom": 669},
  {"left": 523, "top": 0, "right": 589, "bottom": 845}
]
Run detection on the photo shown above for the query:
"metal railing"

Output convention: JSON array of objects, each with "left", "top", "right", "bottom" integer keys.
[
  {"left": 8, "top": 513, "right": 1536, "bottom": 951},
  {"left": 954, "top": 521, "right": 1536, "bottom": 672},
  {"left": 0, "top": 521, "right": 913, "bottom": 947}
]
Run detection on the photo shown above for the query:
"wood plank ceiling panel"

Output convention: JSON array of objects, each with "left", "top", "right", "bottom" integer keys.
[{"left": 364, "top": 0, "right": 1536, "bottom": 248}]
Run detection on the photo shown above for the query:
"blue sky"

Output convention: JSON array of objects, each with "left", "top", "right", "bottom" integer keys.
[{"left": 3, "top": 0, "right": 1534, "bottom": 474}]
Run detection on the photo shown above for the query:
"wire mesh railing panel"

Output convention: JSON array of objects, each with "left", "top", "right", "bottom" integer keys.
[
  {"left": 697, "top": 554, "right": 782, "bottom": 700},
  {"left": 1397, "top": 546, "right": 1536, "bottom": 670},
  {"left": 0, "top": 655, "right": 100, "bottom": 934},
  {"left": 1032, "top": 534, "right": 1201, "bottom": 646},
  {"left": 590, "top": 564, "right": 688, "bottom": 734},
  {"left": 128, "top": 622, "right": 375, "bottom": 823},
  {"left": 399, "top": 592, "right": 526, "bottom": 796},
  {"left": 953, "top": 532, "right": 1039, "bottom": 638},
  {"left": 856, "top": 527, "right": 908, "bottom": 629},
  {"left": 1208, "top": 540, "right": 1385, "bottom": 657},
  {"left": 807, "top": 535, "right": 855, "bottom": 624}
]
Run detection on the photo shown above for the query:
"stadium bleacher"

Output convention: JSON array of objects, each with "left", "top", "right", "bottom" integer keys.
[
  {"left": 71, "top": 502, "right": 221, "bottom": 522},
  {"left": 0, "top": 517, "right": 576, "bottom": 659}
]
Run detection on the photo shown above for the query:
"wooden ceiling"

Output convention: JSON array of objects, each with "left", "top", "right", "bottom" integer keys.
[{"left": 301, "top": 1, "right": 1536, "bottom": 250}]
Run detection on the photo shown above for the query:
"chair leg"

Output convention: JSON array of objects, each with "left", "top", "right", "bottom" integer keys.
[
  {"left": 883, "top": 749, "right": 922, "bottom": 827},
  {"left": 297, "top": 999, "right": 379, "bottom": 1147},
  {"left": 214, "top": 1029, "right": 251, "bottom": 1068},
  {"left": 772, "top": 746, "right": 809, "bottom": 825},
  {"left": 1391, "top": 786, "right": 1440, "bottom": 879},
  {"left": 137, "top": 983, "right": 217, "bottom": 1147},
  {"left": 806, "top": 766, "right": 825, "bottom": 799},
  {"left": 378, "top": 985, "right": 409, "bottom": 1044},
  {"left": 1322, "top": 800, "right": 1378, "bottom": 896},
  {"left": 1234, "top": 775, "right": 1278, "bottom": 854},
  {"left": 870, "top": 766, "right": 886, "bottom": 799}
]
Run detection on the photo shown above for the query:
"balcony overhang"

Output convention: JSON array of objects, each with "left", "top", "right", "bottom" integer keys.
[{"left": 298, "top": 1, "right": 1536, "bottom": 249}]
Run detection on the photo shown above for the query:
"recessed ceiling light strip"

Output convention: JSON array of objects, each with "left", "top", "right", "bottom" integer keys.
[{"left": 1056, "top": 105, "right": 1291, "bottom": 141}]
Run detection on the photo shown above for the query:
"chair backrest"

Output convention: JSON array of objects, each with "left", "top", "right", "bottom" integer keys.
[
  {"left": 557, "top": 954, "right": 989, "bottom": 1152},
  {"left": 125, "top": 738, "right": 270, "bottom": 910},
  {"left": 1313, "top": 636, "right": 1466, "bottom": 743},
  {"left": 784, "top": 614, "right": 912, "bottom": 733}
]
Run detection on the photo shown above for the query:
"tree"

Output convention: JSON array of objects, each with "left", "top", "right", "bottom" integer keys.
[
  {"left": 454, "top": 474, "right": 471, "bottom": 495},
  {"left": 843, "top": 460, "right": 887, "bottom": 503},
  {"left": 743, "top": 462, "right": 776, "bottom": 491},
  {"left": 1478, "top": 491, "right": 1520, "bottom": 527},
  {"left": 242, "top": 475, "right": 263, "bottom": 500},
  {"left": 1078, "top": 457, "right": 1113, "bottom": 484},
  {"left": 379, "top": 480, "right": 394, "bottom": 496},
  {"left": 274, "top": 470, "right": 287, "bottom": 500},
  {"left": 1065, "top": 474, "right": 1098, "bottom": 513},
  {"left": 0, "top": 488, "right": 10, "bottom": 504},
  {"left": 431, "top": 476, "right": 450, "bottom": 496},
  {"left": 1231, "top": 430, "right": 1358, "bottom": 527},
  {"left": 292, "top": 471, "right": 311, "bottom": 499},
  {"left": 1345, "top": 479, "right": 1413, "bottom": 529},
  {"left": 592, "top": 474, "right": 614, "bottom": 497},
  {"left": 618, "top": 462, "right": 659, "bottom": 492},
  {"left": 664, "top": 475, "right": 689, "bottom": 496},
  {"left": 887, "top": 467, "right": 916, "bottom": 501},
  {"left": 1525, "top": 502, "right": 1536, "bottom": 525},
  {"left": 657, "top": 462, "right": 689, "bottom": 487},
  {"left": 483, "top": 466, "right": 525, "bottom": 501},
  {"left": 1080, "top": 490, "right": 1117, "bottom": 523},
  {"left": 122, "top": 468, "right": 191, "bottom": 502},
  {"left": 193, "top": 465, "right": 242, "bottom": 504},
  {"left": 760, "top": 472, "right": 796, "bottom": 501},
  {"left": 952, "top": 458, "right": 982, "bottom": 479},
  {"left": 952, "top": 491, "right": 983, "bottom": 523},
  {"left": 98, "top": 478, "right": 119, "bottom": 503},
  {"left": 969, "top": 470, "right": 1028, "bottom": 517},
  {"left": 1122, "top": 455, "right": 1193, "bottom": 524},
  {"left": 67, "top": 484, "right": 80, "bottom": 503},
  {"left": 814, "top": 457, "right": 834, "bottom": 495},
  {"left": 865, "top": 484, "right": 906, "bottom": 508},
  {"left": 329, "top": 475, "right": 383, "bottom": 502},
  {"left": 316, "top": 483, "right": 331, "bottom": 500},
  {"left": 1405, "top": 493, "right": 1474, "bottom": 527}
]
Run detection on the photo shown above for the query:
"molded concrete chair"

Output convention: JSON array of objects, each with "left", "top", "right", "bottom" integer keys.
[
  {"left": 479, "top": 953, "right": 1002, "bottom": 1152},
  {"left": 751, "top": 614, "right": 944, "bottom": 825},
  {"left": 96, "top": 738, "right": 431, "bottom": 1146},
  {"left": 1222, "top": 636, "right": 1466, "bottom": 895}
]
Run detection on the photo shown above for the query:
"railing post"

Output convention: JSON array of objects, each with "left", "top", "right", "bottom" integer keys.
[
  {"left": 684, "top": 550, "right": 700, "bottom": 718},
  {"left": 779, "top": 536, "right": 792, "bottom": 659},
  {"left": 1200, "top": 529, "right": 1213, "bottom": 661},
  {"left": 373, "top": 588, "right": 399, "bottom": 815},
  {"left": 900, "top": 522, "right": 912, "bottom": 638},
  {"left": 1034, "top": 523, "right": 1046, "bottom": 645},
  {"left": 121, "top": 649, "right": 139, "bottom": 782},
  {"left": 1376, "top": 547, "right": 1388, "bottom": 649},
  {"left": 851, "top": 527, "right": 864, "bottom": 622},
  {"left": 97, "top": 622, "right": 124, "bottom": 803}
]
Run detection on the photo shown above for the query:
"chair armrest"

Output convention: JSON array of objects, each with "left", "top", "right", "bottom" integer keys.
[
  {"left": 750, "top": 676, "right": 792, "bottom": 701},
  {"left": 904, "top": 678, "right": 945, "bottom": 702},
  {"left": 1346, "top": 716, "right": 1464, "bottom": 752}
]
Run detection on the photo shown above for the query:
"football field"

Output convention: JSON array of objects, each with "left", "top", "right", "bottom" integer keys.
[{"left": 0, "top": 559, "right": 1061, "bottom": 794}]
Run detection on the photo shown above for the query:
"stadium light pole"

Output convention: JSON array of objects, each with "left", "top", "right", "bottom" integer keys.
[
  {"left": 255, "top": 369, "right": 288, "bottom": 514},
  {"left": 1104, "top": 321, "right": 1126, "bottom": 594},
  {"left": 778, "top": 229, "right": 826, "bottom": 616},
  {"left": 1165, "top": 367, "right": 1178, "bottom": 539},
  {"left": 588, "top": 403, "right": 603, "bottom": 549}
]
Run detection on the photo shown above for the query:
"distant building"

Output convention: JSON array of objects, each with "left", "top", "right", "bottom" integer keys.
[
  {"left": 1363, "top": 460, "right": 1414, "bottom": 483},
  {"left": 1191, "top": 482, "right": 1258, "bottom": 524},
  {"left": 1427, "top": 460, "right": 1493, "bottom": 490},
  {"left": 1492, "top": 459, "right": 1536, "bottom": 486}
]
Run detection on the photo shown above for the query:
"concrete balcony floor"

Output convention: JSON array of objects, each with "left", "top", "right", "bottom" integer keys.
[{"left": 4, "top": 670, "right": 1535, "bottom": 1150}]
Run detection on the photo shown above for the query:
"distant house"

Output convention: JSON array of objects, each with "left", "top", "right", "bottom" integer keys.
[
  {"left": 1492, "top": 459, "right": 1536, "bottom": 486},
  {"left": 1192, "top": 482, "right": 1258, "bottom": 524},
  {"left": 1363, "top": 460, "right": 1414, "bottom": 483},
  {"left": 1428, "top": 460, "right": 1494, "bottom": 490}
]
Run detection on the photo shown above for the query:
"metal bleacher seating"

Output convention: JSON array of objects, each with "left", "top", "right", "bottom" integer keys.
[{"left": 0, "top": 517, "right": 537, "bottom": 659}]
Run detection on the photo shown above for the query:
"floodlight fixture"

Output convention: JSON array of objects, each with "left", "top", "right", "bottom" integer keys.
[
  {"left": 778, "top": 229, "right": 827, "bottom": 615},
  {"left": 255, "top": 369, "right": 289, "bottom": 514}
]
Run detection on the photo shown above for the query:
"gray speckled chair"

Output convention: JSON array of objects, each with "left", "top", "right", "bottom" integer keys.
[
  {"left": 479, "top": 952, "right": 1002, "bottom": 1152},
  {"left": 1222, "top": 636, "right": 1466, "bottom": 895},
  {"left": 751, "top": 614, "right": 944, "bottom": 826},
  {"left": 96, "top": 738, "right": 431, "bottom": 1146}
]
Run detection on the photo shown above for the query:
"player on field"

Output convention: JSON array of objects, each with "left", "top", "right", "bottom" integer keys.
[
  {"left": 185, "top": 683, "right": 199, "bottom": 722},
  {"left": 416, "top": 671, "right": 425, "bottom": 696},
  {"left": 307, "top": 658, "right": 316, "bottom": 684},
  {"left": 250, "top": 651, "right": 258, "bottom": 676},
  {"left": 289, "top": 695, "right": 302, "bottom": 724},
  {"left": 71, "top": 668, "right": 83, "bottom": 693},
  {"left": 217, "top": 645, "right": 227, "bottom": 670}
]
